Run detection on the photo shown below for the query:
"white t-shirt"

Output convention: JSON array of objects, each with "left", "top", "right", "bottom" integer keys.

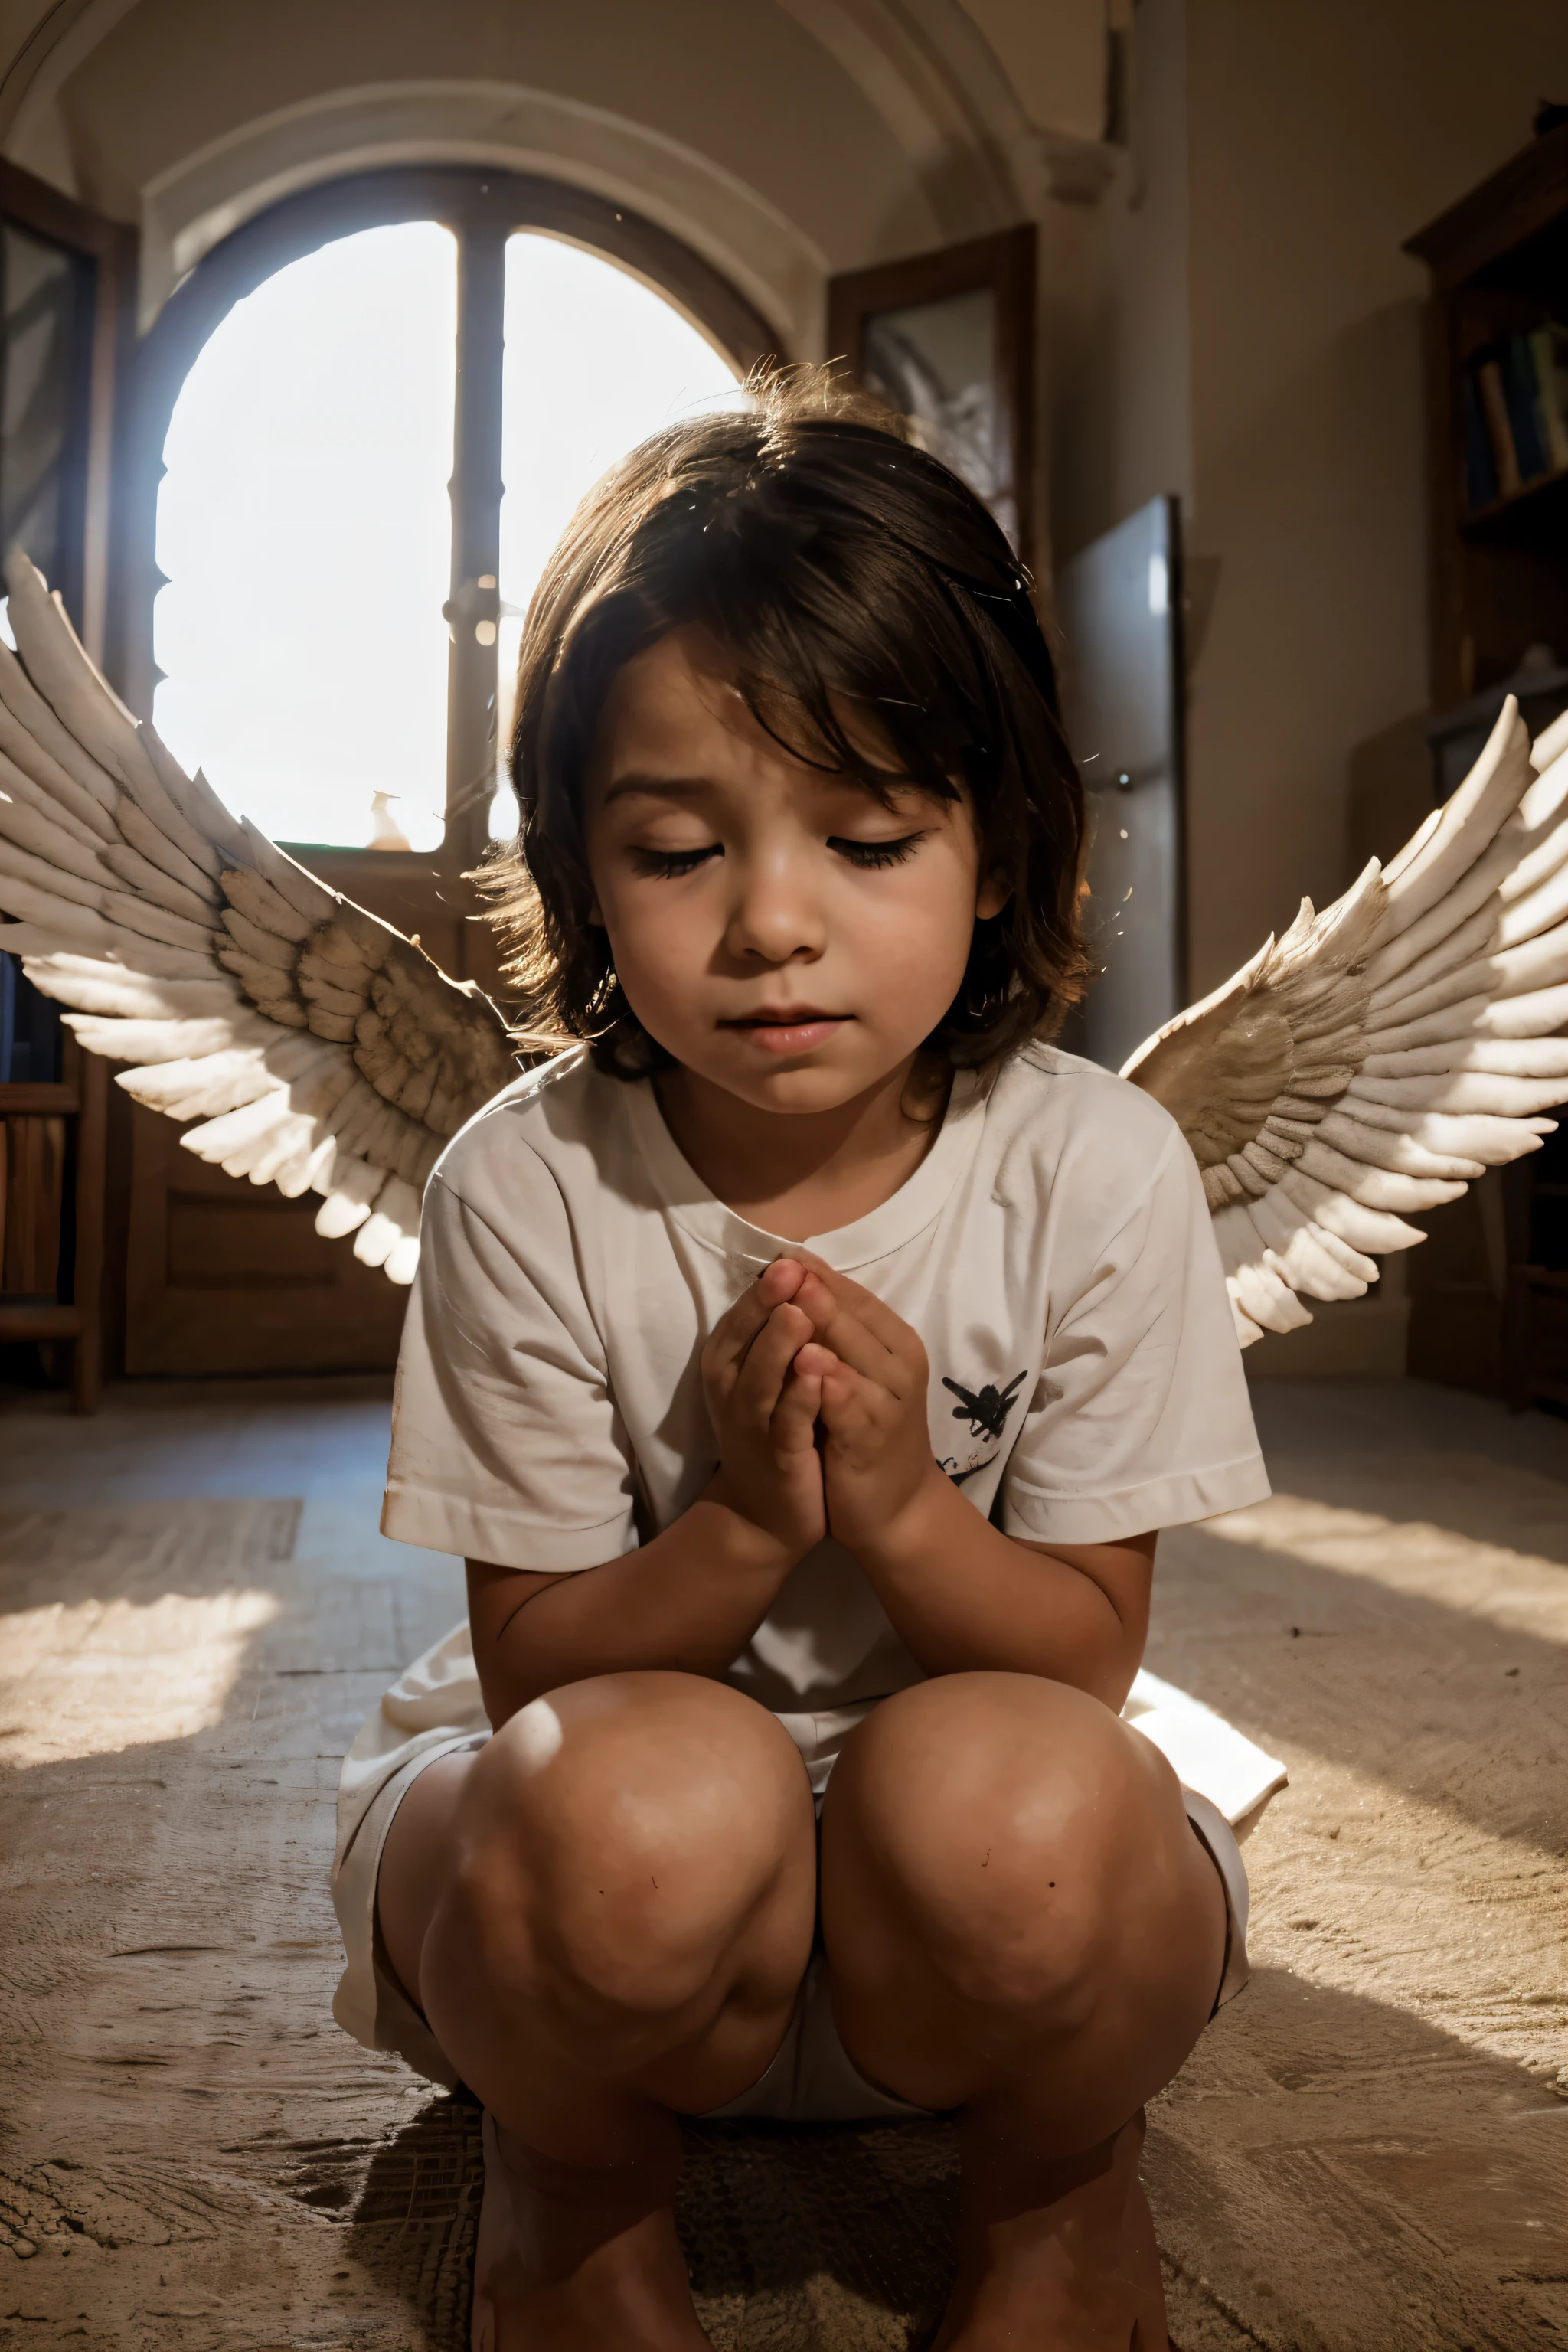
[{"left": 381, "top": 1041, "right": 1270, "bottom": 1770}]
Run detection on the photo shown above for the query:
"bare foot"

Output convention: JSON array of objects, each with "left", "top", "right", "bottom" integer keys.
[
  {"left": 470, "top": 2110, "right": 711, "bottom": 2352},
  {"left": 932, "top": 2111, "right": 1168, "bottom": 2351}
]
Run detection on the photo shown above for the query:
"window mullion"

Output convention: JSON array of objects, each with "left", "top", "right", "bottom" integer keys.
[{"left": 444, "top": 211, "right": 506, "bottom": 876}]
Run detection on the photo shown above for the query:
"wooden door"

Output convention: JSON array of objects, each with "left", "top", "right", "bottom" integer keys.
[{"left": 120, "top": 852, "right": 487, "bottom": 1377}]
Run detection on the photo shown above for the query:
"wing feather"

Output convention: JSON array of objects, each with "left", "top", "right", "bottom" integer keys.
[
  {"left": 0, "top": 746, "right": 108, "bottom": 853},
  {"left": 0, "top": 801, "right": 112, "bottom": 892},
  {"left": 1378, "top": 698, "right": 1531, "bottom": 926},
  {"left": 1125, "top": 694, "right": 1567, "bottom": 1342},
  {"left": 101, "top": 841, "right": 219, "bottom": 925},
  {"left": 1313, "top": 1109, "right": 1484, "bottom": 1181},
  {"left": 0, "top": 642, "right": 120, "bottom": 811},
  {"left": 0, "top": 547, "right": 521, "bottom": 1286},
  {"left": 114, "top": 798, "right": 222, "bottom": 906},
  {"left": 0, "top": 704, "right": 116, "bottom": 839}
]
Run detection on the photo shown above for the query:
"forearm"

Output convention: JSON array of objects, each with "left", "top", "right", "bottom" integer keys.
[
  {"left": 469, "top": 1472, "right": 799, "bottom": 1724},
  {"left": 850, "top": 1468, "right": 1150, "bottom": 1709}
]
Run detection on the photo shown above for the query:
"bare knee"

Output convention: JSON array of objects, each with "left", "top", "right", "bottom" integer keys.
[
  {"left": 446, "top": 1672, "right": 812, "bottom": 2024},
  {"left": 824, "top": 1673, "right": 1200, "bottom": 2024}
]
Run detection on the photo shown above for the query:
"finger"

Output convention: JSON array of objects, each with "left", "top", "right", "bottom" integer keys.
[
  {"left": 771, "top": 1356, "right": 825, "bottom": 1452},
  {"left": 799, "top": 1262, "right": 920, "bottom": 1361},
  {"left": 815, "top": 1357, "right": 874, "bottom": 1429},
  {"left": 731, "top": 1301, "right": 814, "bottom": 1426},
  {"left": 792, "top": 1273, "right": 904, "bottom": 1387},
  {"left": 706, "top": 1259, "right": 807, "bottom": 1384}
]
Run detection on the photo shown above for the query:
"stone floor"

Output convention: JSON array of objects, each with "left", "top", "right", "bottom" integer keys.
[{"left": 0, "top": 1372, "right": 1563, "bottom": 2351}]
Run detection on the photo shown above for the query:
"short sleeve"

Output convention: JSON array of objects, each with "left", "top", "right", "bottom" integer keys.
[
  {"left": 381, "top": 1155, "right": 641, "bottom": 1571},
  {"left": 1001, "top": 1125, "right": 1270, "bottom": 1545}
]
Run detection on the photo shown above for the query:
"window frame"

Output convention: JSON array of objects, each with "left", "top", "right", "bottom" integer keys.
[{"left": 124, "top": 168, "right": 783, "bottom": 873}]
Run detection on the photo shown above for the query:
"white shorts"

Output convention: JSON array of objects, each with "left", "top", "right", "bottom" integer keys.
[{"left": 330, "top": 1710, "right": 1251, "bottom": 2125}]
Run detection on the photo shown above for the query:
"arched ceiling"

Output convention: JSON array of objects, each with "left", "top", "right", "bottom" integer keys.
[{"left": 0, "top": 0, "right": 1113, "bottom": 348}]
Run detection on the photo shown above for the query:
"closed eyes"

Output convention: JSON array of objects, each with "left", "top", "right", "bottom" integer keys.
[
  {"left": 629, "top": 831, "right": 926, "bottom": 880},
  {"left": 629, "top": 844, "right": 720, "bottom": 878},
  {"left": 831, "top": 831, "right": 925, "bottom": 869}
]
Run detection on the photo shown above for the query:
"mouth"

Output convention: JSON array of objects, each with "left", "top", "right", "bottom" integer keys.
[{"left": 720, "top": 1008, "right": 851, "bottom": 1057}]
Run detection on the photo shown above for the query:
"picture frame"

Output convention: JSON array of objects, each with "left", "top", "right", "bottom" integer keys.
[{"left": 827, "top": 223, "right": 1036, "bottom": 564}]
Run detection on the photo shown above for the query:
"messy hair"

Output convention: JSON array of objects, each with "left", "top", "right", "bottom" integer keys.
[{"left": 478, "top": 366, "right": 1090, "bottom": 1078}]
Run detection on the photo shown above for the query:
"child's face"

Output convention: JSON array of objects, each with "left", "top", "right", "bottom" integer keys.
[{"left": 584, "top": 626, "right": 1007, "bottom": 1116}]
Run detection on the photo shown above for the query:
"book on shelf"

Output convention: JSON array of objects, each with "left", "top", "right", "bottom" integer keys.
[
  {"left": 1501, "top": 338, "right": 1550, "bottom": 479},
  {"left": 1463, "top": 325, "right": 1568, "bottom": 513},
  {"left": 1462, "top": 374, "right": 1498, "bottom": 509},
  {"left": 1476, "top": 357, "right": 1522, "bottom": 499},
  {"left": 1530, "top": 323, "right": 1568, "bottom": 472}
]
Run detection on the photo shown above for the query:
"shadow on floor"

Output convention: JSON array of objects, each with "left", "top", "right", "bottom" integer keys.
[
  {"left": 1146, "top": 1962, "right": 1568, "bottom": 2352},
  {"left": 335, "top": 2092, "right": 484, "bottom": 2351},
  {"left": 319, "top": 2092, "right": 962, "bottom": 2352},
  {"left": 292, "top": 1955, "right": 1568, "bottom": 2352}
]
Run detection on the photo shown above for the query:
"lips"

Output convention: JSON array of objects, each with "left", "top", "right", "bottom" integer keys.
[{"left": 721, "top": 1008, "right": 851, "bottom": 1057}]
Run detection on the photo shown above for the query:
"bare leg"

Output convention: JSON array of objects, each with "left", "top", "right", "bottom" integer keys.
[
  {"left": 377, "top": 1671, "right": 816, "bottom": 2350},
  {"left": 821, "top": 1673, "right": 1227, "bottom": 2351}
]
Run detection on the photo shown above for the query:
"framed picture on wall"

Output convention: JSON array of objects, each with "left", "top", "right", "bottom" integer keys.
[{"left": 827, "top": 223, "right": 1036, "bottom": 562}]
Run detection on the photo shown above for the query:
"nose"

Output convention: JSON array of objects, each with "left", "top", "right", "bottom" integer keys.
[{"left": 722, "top": 843, "right": 827, "bottom": 967}]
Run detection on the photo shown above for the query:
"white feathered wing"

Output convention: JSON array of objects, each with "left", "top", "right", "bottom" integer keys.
[
  {"left": 0, "top": 551, "right": 518, "bottom": 1284},
  {"left": 1123, "top": 696, "right": 1568, "bottom": 1342}
]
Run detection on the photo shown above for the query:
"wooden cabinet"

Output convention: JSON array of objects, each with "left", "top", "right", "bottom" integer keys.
[
  {"left": 0, "top": 1038, "right": 109, "bottom": 1409},
  {"left": 1403, "top": 127, "right": 1568, "bottom": 1405}
]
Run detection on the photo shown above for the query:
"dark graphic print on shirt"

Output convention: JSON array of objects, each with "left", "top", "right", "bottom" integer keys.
[{"left": 938, "top": 1368, "right": 1028, "bottom": 1485}]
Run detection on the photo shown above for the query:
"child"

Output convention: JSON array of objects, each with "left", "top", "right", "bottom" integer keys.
[{"left": 331, "top": 371, "right": 1270, "bottom": 2351}]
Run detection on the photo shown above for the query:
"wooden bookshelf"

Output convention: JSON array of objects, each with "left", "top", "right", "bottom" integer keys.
[
  {"left": 1406, "top": 120, "right": 1568, "bottom": 704},
  {"left": 1404, "top": 127, "right": 1568, "bottom": 1407},
  {"left": 1460, "top": 460, "right": 1568, "bottom": 547}
]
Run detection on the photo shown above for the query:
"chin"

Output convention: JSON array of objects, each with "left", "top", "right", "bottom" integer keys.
[{"left": 712, "top": 1053, "right": 906, "bottom": 1114}]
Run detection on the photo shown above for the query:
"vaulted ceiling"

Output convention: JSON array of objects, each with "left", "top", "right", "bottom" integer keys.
[{"left": 0, "top": 0, "right": 1116, "bottom": 345}]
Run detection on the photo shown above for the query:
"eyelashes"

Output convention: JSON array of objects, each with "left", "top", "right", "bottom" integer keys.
[
  {"left": 830, "top": 831, "right": 924, "bottom": 869},
  {"left": 629, "top": 844, "right": 720, "bottom": 878},
  {"left": 629, "top": 832, "right": 926, "bottom": 880}
]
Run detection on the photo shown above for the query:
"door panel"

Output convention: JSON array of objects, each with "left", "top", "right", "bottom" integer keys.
[
  {"left": 120, "top": 852, "right": 501, "bottom": 1377},
  {"left": 1054, "top": 496, "right": 1186, "bottom": 1074},
  {"left": 126, "top": 1106, "right": 409, "bottom": 1375}
]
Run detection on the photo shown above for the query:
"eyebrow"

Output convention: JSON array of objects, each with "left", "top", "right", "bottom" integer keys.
[
  {"left": 599, "top": 772, "right": 714, "bottom": 808},
  {"left": 601, "top": 766, "right": 931, "bottom": 810}
]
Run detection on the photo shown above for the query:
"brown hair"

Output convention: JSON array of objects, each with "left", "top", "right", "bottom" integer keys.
[{"left": 479, "top": 367, "right": 1090, "bottom": 1076}]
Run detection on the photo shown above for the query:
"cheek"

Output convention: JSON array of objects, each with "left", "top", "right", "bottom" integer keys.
[
  {"left": 852, "top": 864, "right": 978, "bottom": 1004},
  {"left": 597, "top": 881, "right": 705, "bottom": 1012}
]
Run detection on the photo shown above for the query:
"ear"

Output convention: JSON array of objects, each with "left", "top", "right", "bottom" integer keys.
[
  {"left": 587, "top": 896, "right": 604, "bottom": 926},
  {"left": 975, "top": 871, "right": 1011, "bottom": 921}
]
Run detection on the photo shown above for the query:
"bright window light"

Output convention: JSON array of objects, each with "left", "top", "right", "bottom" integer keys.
[
  {"left": 153, "top": 223, "right": 456, "bottom": 851},
  {"left": 492, "top": 235, "right": 743, "bottom": 835}
]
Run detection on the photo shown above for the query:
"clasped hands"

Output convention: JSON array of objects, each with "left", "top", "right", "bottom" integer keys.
[{"left": 701, "top": 1256, "right": 941, "bottom": 1564}]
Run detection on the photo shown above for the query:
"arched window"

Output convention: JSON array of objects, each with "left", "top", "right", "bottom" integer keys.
[{"left": 134, "top": 172, "right": 777, "bottom": 870}]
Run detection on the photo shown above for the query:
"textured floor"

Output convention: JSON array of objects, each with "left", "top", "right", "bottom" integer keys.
[{"left": 0, "top": 1373, "right": 1564, "bottom": 2350}]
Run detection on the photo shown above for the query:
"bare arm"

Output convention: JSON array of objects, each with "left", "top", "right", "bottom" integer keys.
[
  {"left": 466, "top": 1475, "right": 802, "bottom": 1726},
  {"left": 790, "top": 1259, "right": 1155, "bottom": 1710},
  {"left": 468, "top": 1259, "right": 829, "bottom": 1727},
  {"left": 850, "top": 1470, "right": 1154, "bottom": 1710}
]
